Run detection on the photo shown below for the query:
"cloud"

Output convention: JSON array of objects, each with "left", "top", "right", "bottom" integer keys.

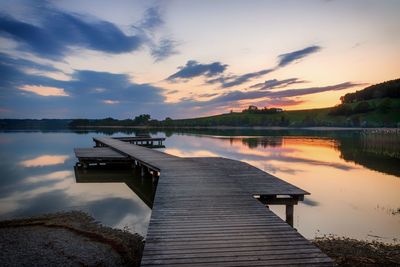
[
  {"left": 0, "top": 5, "right": 178, "bottom": 61},
  {"left": 252, "top": 98, "right": 305, "bottom": 107},
  {"left": 0, "top": 52, "right": 58, "bottom": 72},
  {"left": 19, "top": 85, "right": 69, "bottom": 97},
  {"left": 103, "top": 100, "right": 120, "bottom": 105},
  {"left": 151, "top": 39, "right": 178, "bottom": 62},
  {"left": 278, "top": 45, "right": 321, "bottom": 67},
  {"left": 188, "top": 82, "right": 361, "bottom": 108},
  {"left": 262, "top": 82, "right": 362, "bottom": 98},
  {"left": 168, "top": 45, "right": 321, "bottom": 87},
  {"left": 167, "top": 60, "right": 228, "bottom": 81},
  {"left": 211, "top": 68, "right": 274, "bottom": 88},
  {"left": 138, "top": 6, "right": 163, "bottom": 30},
  {"left": 0, "top": 11, "right": 143, "bottom": 59},
  {"left": 250, "top": 78, "right": 307, "bottom": 90},
  {"left": 0, "top": 53, "right": 171, "bottom": 118}
]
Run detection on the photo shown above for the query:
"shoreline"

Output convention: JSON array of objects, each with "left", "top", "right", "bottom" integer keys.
[
  {"left": 0, "top": 211, "right": 144, "bottom": 267},
  {"left": 71, "top": 125, "right": 400, "bottom": 131},
  {"left": 1, "top": 212, "right": 399, "bottom": 266},
  {"left": 2, "top": 125, "right": 400, "bottom": 133}
]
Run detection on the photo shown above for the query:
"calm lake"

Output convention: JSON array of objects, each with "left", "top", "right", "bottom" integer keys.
[{"left": 0, "top": 129, "right": 399, "bottom": 243}]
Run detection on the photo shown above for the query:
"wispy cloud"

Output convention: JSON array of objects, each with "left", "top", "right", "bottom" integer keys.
[
  {"left": 169, "top": 45, "right": 321, "bottom": 88},
  {"left": 278, "top": 45, "right": 321, "bottom": 67},
  {"left": 208, "top": 69, "right": 274, "bottom": 88},
  {"left": 167, "top": 60, "right": 228, "bottom": 81},
  {"left": 250, "top": 78, "right": 307, "bottom": 90},
  {"left": 151, "top": 39, "right": 178, "bottom": 62},
  {"left": 194, "top": 82, "right": 361, "bottom": 107},
  {"left": 252, "top": 98, "right": 305, "bottom": 107},
  {"left": 138, "top": 6, "right": 164, "bottom": 30},
  {"left": 262, "top": 82, "right": 362, "bottom": 98}
]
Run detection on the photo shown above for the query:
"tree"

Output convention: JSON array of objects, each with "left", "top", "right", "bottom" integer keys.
[
  {"left": 378, "top": 99, "right": 392, "bottom": 113},
  {"left": 132, "top": 114, "right": 151, "bottom": 125},
  {"left": 329, "top": 104, "right": 352, "bottom": 116},
  {"left": 353, "top": 101, "right": 372, "bottom": 114}
]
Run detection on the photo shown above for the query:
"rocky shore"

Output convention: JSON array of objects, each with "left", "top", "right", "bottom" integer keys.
[
  {"left": 0, "top": 211, "right": 144, "bottom": 267},
  {"left": 1, "top": 212, "right": 399, "bottom": 266},
  {"left": 313, "top": 235, "right": 400, "bottom": 266}
]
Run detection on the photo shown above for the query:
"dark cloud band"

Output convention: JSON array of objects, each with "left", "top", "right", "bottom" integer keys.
[
  {"left": 278, "top": 45, "right": 321, "bottom": 67},
  {"left": 167, "top": 60, "right": 228, "bottom": 80}
]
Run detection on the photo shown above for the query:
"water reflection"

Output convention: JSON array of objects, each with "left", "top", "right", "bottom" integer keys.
[
  {"left": 0, "top": 130, "right": 399, "bottom": 243},
  {"left": 0, "top": 132, "right": 151, "bottom": 236},
  {"left": 74, "top": 166, "right": 157, "bottom": 208},
  {"left": 20, "top": 155, "right": 70, "bottom": 167},
  {"left": 161, "top": 131, "right": 400, "bottom": 243}
]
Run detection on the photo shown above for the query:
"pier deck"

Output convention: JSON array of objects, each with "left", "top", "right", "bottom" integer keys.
[{"left": 82, "top": 137, "right": 334, "bottom": 266}]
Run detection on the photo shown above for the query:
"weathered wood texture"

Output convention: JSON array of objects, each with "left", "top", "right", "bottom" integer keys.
[
  {"left": 74, "top": 147, "right": 128, "bottom": 160},
  {"left": 91, "top": 137, "right": 334, "bottom": 266},
  {"left": 113, "top": 136, "right": 165, "bottom": 142}
]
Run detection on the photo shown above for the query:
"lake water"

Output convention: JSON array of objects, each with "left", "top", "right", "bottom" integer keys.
[{"left": 0, "top": 129, "right": 399, "bottom": 243}]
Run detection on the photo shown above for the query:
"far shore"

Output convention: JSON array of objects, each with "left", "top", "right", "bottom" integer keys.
[{"left": 71, "top": 125, "right": 400, "bottom": 131}]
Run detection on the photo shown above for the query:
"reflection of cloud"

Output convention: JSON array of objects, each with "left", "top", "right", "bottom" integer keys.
[
  {"left": 276, "top": 156, "right": 355, "bottom": 171},
  {"left": 0, "top": 169, "right": 150, "bottom": 235},
  {"left": 20, "top": 155, "right": 69, "bottom": 167},
  {"left": 164, "top": 148, "right": 219, "bottom": 158},
  {"left": 0, "top": 171, "right": 74, "bottom": 214},
  {"left": 23, "top": 170, "right": 71, "bottom": 184}
]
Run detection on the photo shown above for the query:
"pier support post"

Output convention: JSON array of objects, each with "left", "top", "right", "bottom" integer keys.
[
  {"left": 141, "top": 165, "right": 145, "bottom": 177},
  {"left": 286, "top": 204, "right": 294, "bottom": 227}
]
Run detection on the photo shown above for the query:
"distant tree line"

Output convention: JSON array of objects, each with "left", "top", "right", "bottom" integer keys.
[
  {"left": 242, "top": 105, "right": 284, "bottom": 114},
  {"left": 0, "top": 119, "right": 71, "bottom": 129},
  {"left": 68, "top": 114, "right": 163, "bottom": 127},
  {"left": 340, "top": 79, "right": 400, "bottom": 103}
]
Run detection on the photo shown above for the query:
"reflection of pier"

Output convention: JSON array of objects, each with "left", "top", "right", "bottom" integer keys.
[
  {"left": 94, "top": 136, "right": 165, "bottom": 148},
  {"left": 74, "top": 166, "right": 157, "bottom": 208},
  {"left": 74, "top": 137, "right": 333, "bottom": 266}
]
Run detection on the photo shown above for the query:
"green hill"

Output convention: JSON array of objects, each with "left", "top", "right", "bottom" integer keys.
[{"left": 165, "top": 98, "right": 400, "bottom": 127}]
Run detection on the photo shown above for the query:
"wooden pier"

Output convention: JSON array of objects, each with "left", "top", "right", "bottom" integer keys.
[
  {"left": 94, "top": 136, "right": 165, "bottom": 148},
  {"left": 75, "top": 137, "right": 334, "bottom": 266}
]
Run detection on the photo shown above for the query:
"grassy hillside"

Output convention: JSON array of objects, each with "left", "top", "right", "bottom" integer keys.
[{"left": 168, "top": 98, "right": 400, "bottom": 127}]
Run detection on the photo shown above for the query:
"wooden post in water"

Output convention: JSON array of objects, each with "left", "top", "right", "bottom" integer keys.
[
  {"left": 141, "top": 165, "right": 145, "bottom": 177},
  {"left": 286, "top": 204, "right": 294, "bottom": 227}
]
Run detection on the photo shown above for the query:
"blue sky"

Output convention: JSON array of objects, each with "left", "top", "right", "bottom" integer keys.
[{"left": 0, "top": 0, "right": 399, "bottom": 119}]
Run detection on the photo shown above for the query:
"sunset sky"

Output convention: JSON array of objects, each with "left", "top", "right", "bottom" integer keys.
[{"left": 0, "top": 0, "right": 399, "bottom": 119}]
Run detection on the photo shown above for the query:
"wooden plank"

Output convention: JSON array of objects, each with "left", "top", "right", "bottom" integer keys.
[{"left": 74, "top": 147, "right": 127, "bottom": 159}]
